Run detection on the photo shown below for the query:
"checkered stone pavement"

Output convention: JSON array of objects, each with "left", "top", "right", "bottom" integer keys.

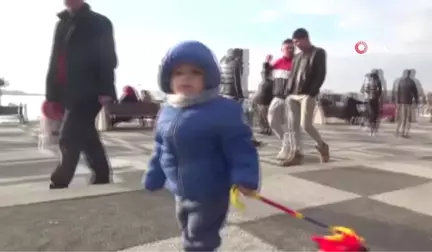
[
  {"left": 1, "top": 161, "right": 432, "bottom": 251},
  {"left": 1, "top": 121, "right": 432, "bottom": 251}
]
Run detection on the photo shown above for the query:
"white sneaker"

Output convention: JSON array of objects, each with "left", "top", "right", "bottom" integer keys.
[{"left": 276, "top": 149, "right": 289, "bottom": 160}]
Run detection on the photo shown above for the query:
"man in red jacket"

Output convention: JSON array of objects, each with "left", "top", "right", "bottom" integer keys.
[{"left": 265, "top": 39, "right": 294, "bottom": 160}]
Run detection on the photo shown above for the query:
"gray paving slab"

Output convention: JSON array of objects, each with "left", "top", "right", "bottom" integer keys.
[
  {"left": 239, "top": 198, "right": 432, "bottom": 251},
  {"left": 290, "top": 165, "right": 432, "bottom": 196},
  {"left": 418, "top": 155, "right": 432, "bottom": 161},
  {"left": 0, "top": 191, "right": 178, "bottom": 251},
  {"left": 3, "top": 190, "right": 431, "bottom": 251}
]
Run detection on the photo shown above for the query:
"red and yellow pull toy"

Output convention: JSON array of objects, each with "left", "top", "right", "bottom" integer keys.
[{"left": 231, "top": 186, "right": 369, "bottom": 252}]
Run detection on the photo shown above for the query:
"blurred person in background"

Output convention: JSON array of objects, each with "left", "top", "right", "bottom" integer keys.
[
  {"left": 361, "top": 70, "right": 382, "bottom": 136},
  {"left": 253, "top": 57, "right": 274, "bottom": 135},
  {"left": 392, "top": 69, "right": 419, "bottom": 137},
  {"left": 220, "top": 48, "right": 262, "bottom": 147},
  {"left": 119, "top": 85, "right": 139, "bottom": 104},
  {"left": 408, "top": 69, "right": 424, "bottom": 122},
  {"left": 111, "top": 85, "right": 140, "bottom": 126},
  {"left": 140, "top": 90, "right": 154, "bottom": 102},
  {"left": 427, "top": 92, "right": 432, "bottom": 122}
]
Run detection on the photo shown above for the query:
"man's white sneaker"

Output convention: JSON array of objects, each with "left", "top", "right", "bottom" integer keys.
[{"left": 276, "top": 149, "right": 289, "bottom": 160}]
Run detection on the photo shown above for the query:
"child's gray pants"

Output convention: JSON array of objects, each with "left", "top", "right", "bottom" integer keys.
[{"left": 176, "top": 195, "right": 229, "bottom": 251}]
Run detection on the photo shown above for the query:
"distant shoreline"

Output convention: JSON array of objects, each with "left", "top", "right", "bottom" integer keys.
[{"left": 1, "top": 90, "right": 44, "bottom": 96}]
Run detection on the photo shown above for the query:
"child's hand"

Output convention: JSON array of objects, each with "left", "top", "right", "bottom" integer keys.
[{"left": 237, "top": 186, "right": 256, "bottom": 197}]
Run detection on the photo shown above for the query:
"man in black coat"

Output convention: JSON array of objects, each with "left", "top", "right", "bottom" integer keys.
[{"left": 45, "top": 0, "right": 117, "bottom": 189}]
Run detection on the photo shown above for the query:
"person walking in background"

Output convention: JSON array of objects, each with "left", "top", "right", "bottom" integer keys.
[
  {"left": 427, "top": 92, "right": 432, "bottom": 122},
  {"left": 253, "top": 57, "right": 274, "bottom": 135},
  {"left": 407, "top": 69, "right": 424, "bottom": 122},
  {"left": 342, "top": 95, "right": 362, "bottom": 125},
  {"left": 220, "top": 48, "right": 244, "bottom": 101},
  {"left": 265, "top": 39, "right": 294, "bottom": 159},
  {"left": 282, "top": 28, "right": 329, "bottom": 166},
  {"left": 393, "top": 69, "right": 419, "bottom": 138},
  {"left": 140, "top": 90, "right": 154, "bottom": 102},
  {"left": 111, "top": 86, "right": 139, "bottom": 126},
  {"left": 119, "top": 86, "right": 139, "bottom": 103},
  {"left": 45, "top": 0, "right": 117, "bottom": 189},
  {"left": 220, "top": 48, "right": 262, "bottom": 147},
  {"left": 361, "top": 70, "right": 382, "bottom": 136},
  {"left": 144, "top": 41, "right": 259, "bottom": 252}
]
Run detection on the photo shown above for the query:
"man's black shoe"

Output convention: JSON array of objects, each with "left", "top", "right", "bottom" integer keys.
[
  {"left": 49, "top": 183, "right": 68, "bottom": 189},
  {"left": 252, "top": 140, "right": 263, "bottom": 147},
  {"left": 258, "top": 130, "right": 272, "bottom": 136},
  {"left": 91, "top": 180, "right": 110, "bottom": 185}
]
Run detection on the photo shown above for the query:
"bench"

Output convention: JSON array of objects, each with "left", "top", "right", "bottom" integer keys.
[
  {"left": 101, "top": 101, "right": 161, "bottom": 130},
  {"left": 0, "top": 105, "right": 26, "bottom": 123}
]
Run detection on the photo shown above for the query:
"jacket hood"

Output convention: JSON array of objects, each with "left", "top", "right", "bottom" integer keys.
[{"left": 158, "top": 40, "right": 221, "bottom": 94}]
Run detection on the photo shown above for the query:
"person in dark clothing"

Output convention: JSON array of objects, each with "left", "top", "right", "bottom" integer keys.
[
  {"left": 282, "top": 28, "right": 329, "bottom": 166},
  {"left": 220, "top": 48, "right": 262, "bottom": 147},
  {"left": 120, "top": 86, "right": 139, "bottom": 103},
  {"left": 342, "top": 96, "right": 362, "bottom": 124},
  {"left": 361, "top": 70, "right": 382, "bottom": 136},
  {"left": 111, "top": 86, "right": 139, "bottom": 126},
  {"left": 392, "top": 69, "right": 419, "bottom": 137},
  {"left": 220, "top": 48, "right": 244, "bottom": 100},
  {"left": 45, "top": 0, "right": 117, "bottom": 189},
  {"left": 254, "top": 59, "right": 274, "bottom": 134}
]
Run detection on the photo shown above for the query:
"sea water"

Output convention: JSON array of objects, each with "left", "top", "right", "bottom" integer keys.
[{"left": 0, "top": 94, "right": 44, "bottom": 122}]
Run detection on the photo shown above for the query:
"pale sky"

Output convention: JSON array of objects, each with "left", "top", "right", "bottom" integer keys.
[{"left": 0, "top": 0, "right": 431, "bottom": 95}]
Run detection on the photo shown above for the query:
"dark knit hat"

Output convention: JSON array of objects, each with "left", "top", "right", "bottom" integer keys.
[{"left": 158, "top": 41, "right": 221, "bottom": 94}]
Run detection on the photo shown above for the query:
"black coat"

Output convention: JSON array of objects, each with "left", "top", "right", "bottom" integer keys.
[
  {"left": 45, "top": 3, "right": 117, "bottom": 107},
  {"left": 254, "top": 63, "right": 273, "bottom": 105},
  {"left": 392, "top": 77, "right": 418, "bottom": 105},
  {"left": 219, "top": 49, "right": 244, "bottom": 100}
]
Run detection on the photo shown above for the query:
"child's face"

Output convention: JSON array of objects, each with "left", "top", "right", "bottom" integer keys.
[{"left": 171, "top": 64, "right": 204, "bottom": 95}]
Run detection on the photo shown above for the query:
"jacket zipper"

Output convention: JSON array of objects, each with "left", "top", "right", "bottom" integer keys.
[{"left": 170, "top": 111, "right": 184, "bottom": 196}]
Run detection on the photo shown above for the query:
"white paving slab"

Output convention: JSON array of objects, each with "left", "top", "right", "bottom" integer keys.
[
  {"left": 0, "top": 149, "right": 55, "bottom": 162},
  {"left": 370, "top": 182, "right": 432, "bottom": 217},
  {"left": 335, "top": 150, "right": 384, "bottom": 160},
  {"left": 0, "top": 156, "right": 152, "bottom": 207},
  {"left": 0, "top": 182, "right": 143, "bottom": 207},
  {"left": 121, "top": 226, "right": 279, "bottom": 251}
]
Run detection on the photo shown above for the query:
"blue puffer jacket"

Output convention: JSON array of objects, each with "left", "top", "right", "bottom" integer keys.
[{"left": 143, "top": 96, "right": 260, "bottom": 201}]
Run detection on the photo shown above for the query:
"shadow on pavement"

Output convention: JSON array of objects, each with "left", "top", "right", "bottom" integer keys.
[
  {"left": 238, "top": 197, "right": 432, "bottom": 251},
  {"left": 0, "top": 190, "right": 177, "bottom": 251}
]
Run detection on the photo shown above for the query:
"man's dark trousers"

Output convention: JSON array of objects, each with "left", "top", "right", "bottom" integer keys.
[{"left": 50, "top": 99, "right": 111, "bottom": 188}]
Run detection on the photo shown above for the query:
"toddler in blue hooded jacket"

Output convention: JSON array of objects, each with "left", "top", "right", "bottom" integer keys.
[{"left": 143, "top": 41, "right": 260, "bottom": 251}]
